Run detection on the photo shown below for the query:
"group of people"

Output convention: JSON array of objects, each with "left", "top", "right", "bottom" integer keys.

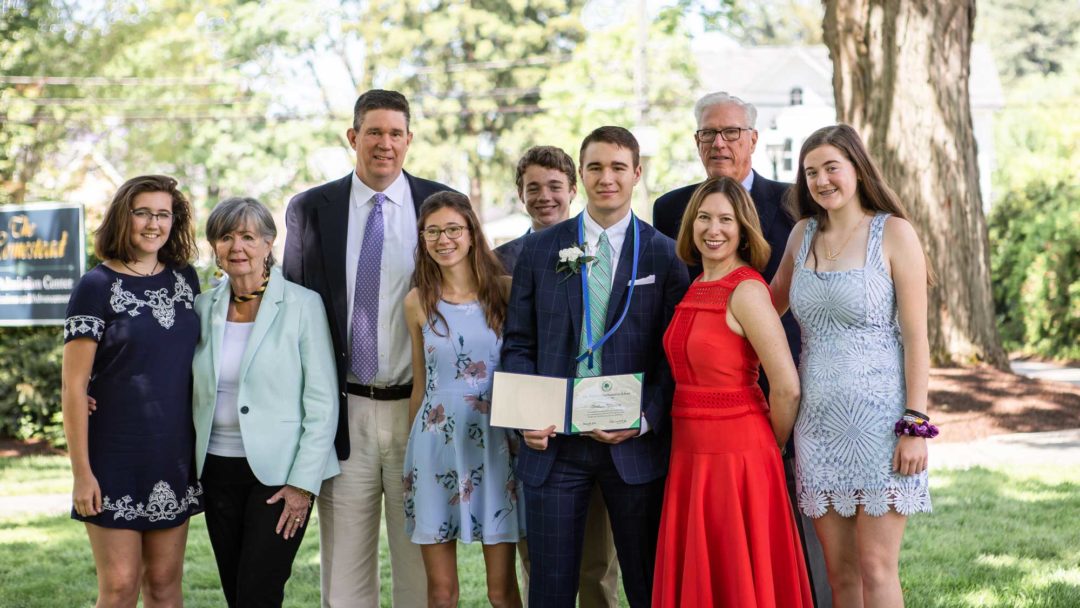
[{"left": 61, "top": 88, "right": 936, "bottom": 608}]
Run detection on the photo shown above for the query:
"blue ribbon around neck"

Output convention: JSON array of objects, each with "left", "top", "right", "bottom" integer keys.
[{"left": 577, "top": 212, "right": 640, "bottom": 370}]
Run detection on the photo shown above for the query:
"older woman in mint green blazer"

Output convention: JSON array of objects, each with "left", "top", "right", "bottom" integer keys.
[{"left": 191, "top": 197, "right": 339, "bottom": 608}]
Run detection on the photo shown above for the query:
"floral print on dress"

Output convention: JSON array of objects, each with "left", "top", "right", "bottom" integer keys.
[
  {"left": 402, "top": 300, "right": 525, "bottom": 544},
  {"left": 403, "top": 467, "right": 418, "bottom": 523}
]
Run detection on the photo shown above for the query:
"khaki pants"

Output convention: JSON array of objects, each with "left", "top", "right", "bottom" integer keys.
[
  {"left": 518, "top": 483, "right": 620, "bottom": 608},
  {"left": 318, "top": 395, "right": 426, "bottom": 607}
]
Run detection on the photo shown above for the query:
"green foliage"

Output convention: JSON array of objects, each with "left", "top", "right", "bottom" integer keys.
[
  {"left": 667, "top": 0, "right": 822, "bottom": 44},
  {"left": 0, "top": 326, "right": 66, "bottom": 447},
  {"left": 978, "top": 0, "right": 1080, "bottom": 82},
  {"left": 988, "top": 180, "right": 1080, "bottom": 360}
]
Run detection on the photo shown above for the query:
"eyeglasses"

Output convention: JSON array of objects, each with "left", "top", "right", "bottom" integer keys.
[
  {"left": 695, "top": 127, "right": 754, "bottom": 144},
  {"left": 420, "top": 225, "right": 467, "bottom": 242},
  {"left": 131, "top": 209, "right": 174, "bottom": 223}
]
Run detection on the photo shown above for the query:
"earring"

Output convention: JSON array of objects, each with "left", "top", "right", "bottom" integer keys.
[{"left": 264, "top": 256, "right": 272, "bottom": 275}]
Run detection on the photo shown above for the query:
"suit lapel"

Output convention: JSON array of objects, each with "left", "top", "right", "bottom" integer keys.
[
  {"left": 751, "top": 170, "right": 779, "bottom": 237},
  {"left": 605, "top": 217, "right": 650, "bottom": 329},
  {"left": 317, "top": 174, "right": 351, "bottom": 339},
  {"left": 405, "top": 170, "right": 426, "bottom": 214},
  {"left": 561, "top": 216, "right": 584, "bottom": 342},
  {"left": 238, "top": 269, "right": 284, "bottom": 383},
  {"left": 207, "top": 280, "right": 231, "bottom": 395}
]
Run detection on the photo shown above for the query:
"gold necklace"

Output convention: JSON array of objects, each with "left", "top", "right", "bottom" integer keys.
[
  {"left": 823, "top": 216, "right": 866, "bottom": 261},
  {"left": 121, "top": 260, "right": 159, "bottom": 276}
]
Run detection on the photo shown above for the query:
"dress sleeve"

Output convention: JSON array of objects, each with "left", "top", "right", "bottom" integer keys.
[{"left": 64, "top": 269, "right": 108, "bottom": 343}]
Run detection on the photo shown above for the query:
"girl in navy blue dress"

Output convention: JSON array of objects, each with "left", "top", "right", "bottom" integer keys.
[{"left": 62, "top": 175, "right": 203, "bottom": 607}]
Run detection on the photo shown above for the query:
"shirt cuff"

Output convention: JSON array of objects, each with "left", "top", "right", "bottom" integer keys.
[{"left": 638, "top": 416, "right": 651, "bottom": 436}]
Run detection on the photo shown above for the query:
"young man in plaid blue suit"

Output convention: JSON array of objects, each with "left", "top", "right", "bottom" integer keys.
[{"left": 501, "top": 127, "right": 690, "bottom": 607}]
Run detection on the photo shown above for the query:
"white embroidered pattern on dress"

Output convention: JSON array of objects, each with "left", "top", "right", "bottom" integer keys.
[
  {"left": 102, "top": 481, "right": 203, "bottom": 522},
  {"left": 64, "top": 315, "right": 105, "bottom": 340},
  {"left": 108, "top": 270, "right": 195, "bottom": 329}
]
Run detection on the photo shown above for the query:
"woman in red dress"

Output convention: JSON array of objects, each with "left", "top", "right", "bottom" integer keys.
[{"left": 653, "top": 176, "right": 812, "bottom": 607}]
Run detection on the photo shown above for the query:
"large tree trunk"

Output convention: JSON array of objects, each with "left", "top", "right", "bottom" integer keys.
[{"left": 822, "top": 0, "right": 1008, "bottom": 368}]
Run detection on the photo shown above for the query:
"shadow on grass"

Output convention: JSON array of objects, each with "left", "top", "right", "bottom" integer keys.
[{"left": 903, "top": 467, "right": 1080, "bottom": 607}]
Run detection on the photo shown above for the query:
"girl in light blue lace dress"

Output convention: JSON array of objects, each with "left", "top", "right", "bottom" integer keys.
[
  {"left": 402, "top": 192, "right": 524, "bottom": 606},
  {"left": 771, "top": 125, "right": 934, "bottom": 608}
]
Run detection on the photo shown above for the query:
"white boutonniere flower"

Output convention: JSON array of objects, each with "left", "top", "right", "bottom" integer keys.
[{"left": 555, "top": 242, "right": 595, "bottom": 278}]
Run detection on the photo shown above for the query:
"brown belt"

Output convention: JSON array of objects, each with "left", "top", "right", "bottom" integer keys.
[{"left": 346, "top": 382, "right": 412, "bottom": 401}]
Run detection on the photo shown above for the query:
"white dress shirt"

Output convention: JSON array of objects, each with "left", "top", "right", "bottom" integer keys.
[
  {"left": 580, "top": 208, "right": 650, "bottom": 435},
  {"left": 581, "top": 208, "right": 634, "bottom": 287},
  {"left": 345, "top": 171, "right": 416, "bottom": 386},
  {"left": 742, "top": 170, "right": 755, "bottom": 193}
]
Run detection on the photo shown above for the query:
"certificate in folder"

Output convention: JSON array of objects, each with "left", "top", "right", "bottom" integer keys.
[{"left": 490, "top": 371, "right": 643, "bottom": 434}]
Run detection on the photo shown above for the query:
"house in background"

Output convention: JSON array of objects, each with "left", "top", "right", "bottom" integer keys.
[{"left": 694, "top": 39, "right": 1005, "bottom": 208}]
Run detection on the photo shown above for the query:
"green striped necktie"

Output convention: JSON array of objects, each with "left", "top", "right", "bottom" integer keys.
[{"left": 578, "top": 231, "right": 612, "bottom": 377}]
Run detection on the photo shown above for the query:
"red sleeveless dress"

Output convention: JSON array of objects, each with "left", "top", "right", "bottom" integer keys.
[{"left": 652, "top": 267, "right": 812, "bottom": 608}]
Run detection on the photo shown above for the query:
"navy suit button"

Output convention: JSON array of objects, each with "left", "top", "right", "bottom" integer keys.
[{"left": 240, "top": 406, "right": 250, "bottom": 414}]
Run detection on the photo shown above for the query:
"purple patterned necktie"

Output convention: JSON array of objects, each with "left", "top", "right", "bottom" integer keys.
[{"left": 350, "top": 192, "right": 386, "bottom": 383}]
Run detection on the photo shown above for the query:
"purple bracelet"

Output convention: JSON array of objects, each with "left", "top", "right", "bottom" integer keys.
[{"left": 894, "top": 419, "right": 940, "bottom": 439}]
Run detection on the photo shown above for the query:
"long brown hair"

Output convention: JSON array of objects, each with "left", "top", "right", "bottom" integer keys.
[
  {"left": 94, "top": 175, "right": 197, "bottom": 268},
  {"left": 675, "top": 176, "right": 771, "bottom": 272},
  {"left": 412, "top": 192, "right": 507, "bottom": 336},
  {"left": 786, "top": 124, "right": 933, "bottom": 281}
]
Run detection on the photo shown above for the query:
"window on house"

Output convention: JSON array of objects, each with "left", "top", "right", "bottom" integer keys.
[{"left": 790, "top": 87, "right": 803, "bottom": 106}]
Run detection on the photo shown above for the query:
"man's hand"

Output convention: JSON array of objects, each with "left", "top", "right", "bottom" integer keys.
[
  {"left": 523, "top": 426, "right": 557, "bottom": 450},
  {"left": 588, "top": 429, "right": 638, "bottom": 445}
]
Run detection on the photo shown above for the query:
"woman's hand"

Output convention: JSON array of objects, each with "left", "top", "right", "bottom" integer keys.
[
  {"left": 72, "top": 471, "right": 102, "bottom": 517},
  {"left": 892, "top": 435, "right": 928, "bottom": 476},
  {"left": 268, "top": 484, "right": 313, "bottom": 540}
]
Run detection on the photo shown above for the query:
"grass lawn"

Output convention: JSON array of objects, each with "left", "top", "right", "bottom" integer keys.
[
  {"left": 0, "top": 454, "right": 72, "bottom": 496},
  {"left": 2, "top": 456, "right": 1078, "bottom": 607}
]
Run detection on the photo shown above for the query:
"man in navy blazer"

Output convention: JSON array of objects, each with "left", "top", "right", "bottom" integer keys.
[
  {"left": 496, "top": 145, "right": 621, "bottom": 608},
  {"left": 283, "top": 90, "right": 454, "bottom": 607},
  {"left": 651, "top": 91, "right": 831, "bottom": 606},
  {"left": 494, "top": 146, "right": 577, "bottom": 272},
  {"left": 502, "top": 127, "right": 689, "bottom": 607}
]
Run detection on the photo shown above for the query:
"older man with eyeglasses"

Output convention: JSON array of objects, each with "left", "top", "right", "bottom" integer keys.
[{"left": 652, "top": 91, "right": 833, "bottom": 607}]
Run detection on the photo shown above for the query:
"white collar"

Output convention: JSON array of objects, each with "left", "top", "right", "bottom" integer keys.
[
  {"left": 741, "top": 170, "right": 755, "bottom": 192},
  {"left": 351, "top": 171, "right": 408, "bottom": 207},
  {"left": 582, "top": 207, "right": 632, "bottom": 241}
]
